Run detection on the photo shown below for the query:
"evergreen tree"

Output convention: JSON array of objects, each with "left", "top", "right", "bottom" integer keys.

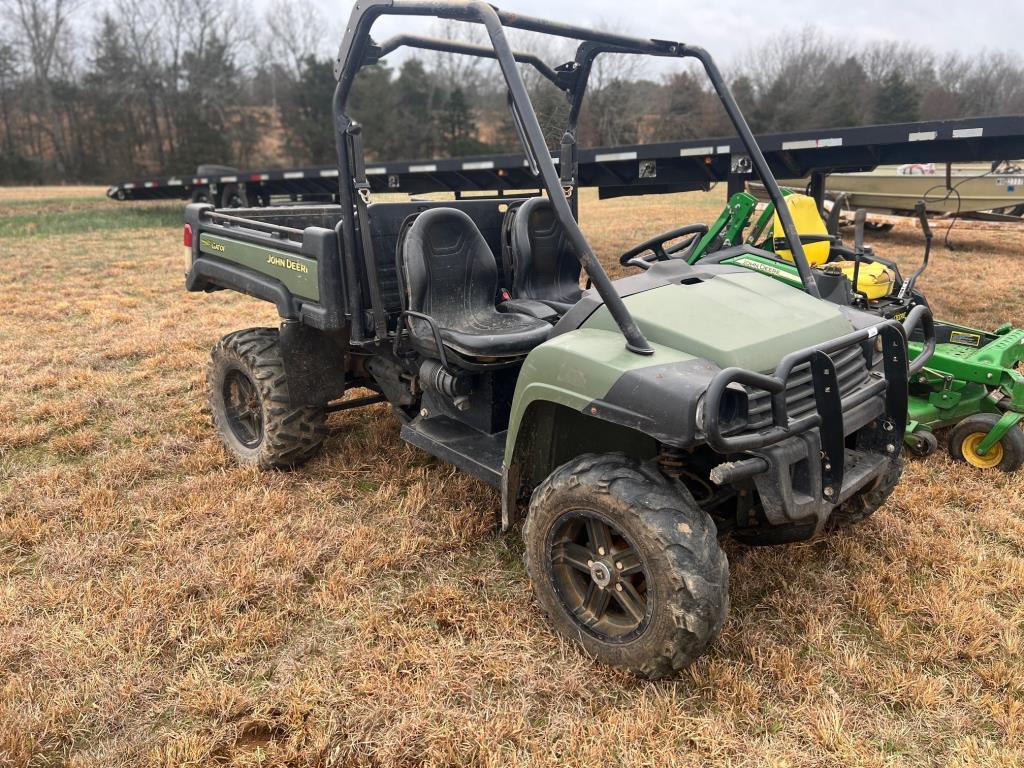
[
  {"left": 389, "top": 58, "right": 436, "bottom": 159},
  {"left": 872, "top": 71, "right": 920, "bottom": 124},
  {"left": 281, "top": 55, "right": 337, "bottom": 165},
  {"left": 730, "top": 75, "right": 757, "bottom": 118},
  {"left": 438, "top": 87, "right": 488, "bottom": 156},
  {"left": 170, "top": 32, "right": 238, "bottom": 169},
  {"left": 349, "top": 61, "right": 394, "bottom": 160},
  {"left": 83, "top": 15, "right": 138, "bottom": 176},
  {"left": 819, "top": 57, "right": 869, "bottom": 128}
]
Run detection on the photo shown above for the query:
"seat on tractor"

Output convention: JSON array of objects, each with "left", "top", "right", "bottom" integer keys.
[
  {"left": 773, "top": 194, "right": 895, "bottom": 300},
  {"left": 398, "top": 207, "right": 550, "bottom": 361},
  {"left": 503, "top": 197, "right": 583, "bottom": 313}
]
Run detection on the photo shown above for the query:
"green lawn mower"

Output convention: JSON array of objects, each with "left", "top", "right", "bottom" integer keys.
[{"left": 622, "top": 189, "right": 1024, "bottom": 471}]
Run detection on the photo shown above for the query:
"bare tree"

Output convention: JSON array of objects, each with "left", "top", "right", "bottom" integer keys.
[
  {"left": 4, "top": 0, "right": 79, "bottom": 174},
  {"left": 583, "top": 47, "right": 647, "bottom": 146},
  {"left": 0, "top": 39, "right": 19, "bottom": 155},
  {"left": 109, "top": 0, "right": 169, "bottom": 164},
  {"left": 263, "top": 0, "right": 328, "bottom": 79}
]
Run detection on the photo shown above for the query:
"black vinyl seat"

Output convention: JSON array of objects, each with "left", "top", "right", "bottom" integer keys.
[
  {"left": 505, "top": 196, "right": 584, "bottom": 313},
  {"left": 398, "top": 207, "right": 551, "bottom": 360}
]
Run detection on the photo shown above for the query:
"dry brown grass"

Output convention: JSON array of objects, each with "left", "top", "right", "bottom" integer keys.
[
  {"left": 1, "top": 188, "right": 1023, "bottom": 767},
  {"left": 0, "top": 186, "right": 108, "bottom": 202}
]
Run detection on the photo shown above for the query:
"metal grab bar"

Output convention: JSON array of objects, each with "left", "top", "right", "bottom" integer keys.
[
  {"left": 395, "top": 309, "right": 452, "bottom": 371},
  {"left": 902, "top": 304, "right": 936, "bottom": 376}
]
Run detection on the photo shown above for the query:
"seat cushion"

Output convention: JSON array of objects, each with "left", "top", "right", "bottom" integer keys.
[
  {"left": 508, "top": 197, "right": 584, "bottom": 308},
  {"left": 537, "top": 298, "right": 575, "bottom": 315},
  {"left": 441, "top": 310, "right": 550, "bottom": 357},
  {"left": 399, "top": 207, "right": 550, "bottom": 359}
]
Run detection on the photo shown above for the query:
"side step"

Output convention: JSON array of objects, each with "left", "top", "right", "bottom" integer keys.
[{"left": 400, "top": 415, "right": 505, "bottom": 488}]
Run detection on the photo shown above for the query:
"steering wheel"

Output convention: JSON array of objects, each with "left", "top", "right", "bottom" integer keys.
[{"left": 619, "top": 224, "right": 709, "bottom": 270}]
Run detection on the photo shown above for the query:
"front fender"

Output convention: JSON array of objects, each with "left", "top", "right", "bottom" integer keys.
[
  {"left": 506, "top": 327, "right": 732, "bottom": 461},
  {"left": 500, "top": 329, "right": 726, "bottom": 530}
]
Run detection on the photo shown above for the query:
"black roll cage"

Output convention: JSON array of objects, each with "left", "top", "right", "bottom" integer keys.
[{"left": 332, "top": 0, "right": 820, "bottom": 354}]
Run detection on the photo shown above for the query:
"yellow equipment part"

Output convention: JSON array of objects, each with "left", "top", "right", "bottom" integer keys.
[
  {"left": 825, "top": 260, "right": 896, "bottom": 300},
  {"left": 772, "top": 194, "right": 830, "bottom": 266},
  {"left": 772, "top": 193, "right": 897, "bottom": 299}
]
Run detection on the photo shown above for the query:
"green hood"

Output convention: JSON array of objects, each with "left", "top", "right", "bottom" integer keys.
[{"left": 583, "top": 271, "right": 854, "bottom": 372}]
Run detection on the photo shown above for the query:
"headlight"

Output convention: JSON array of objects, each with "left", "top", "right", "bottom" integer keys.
[{"left": 696, "top": 385, "right": 749, "bottom": 435}]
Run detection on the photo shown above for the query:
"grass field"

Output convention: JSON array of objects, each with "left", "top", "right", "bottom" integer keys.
[{"left": 1, "top": 187, "right": 1023, "bottom": 767}]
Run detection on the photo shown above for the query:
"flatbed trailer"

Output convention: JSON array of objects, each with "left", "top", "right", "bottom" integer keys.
[{"left": 107, "top": 115, "right": 1024, "bottom": 209}]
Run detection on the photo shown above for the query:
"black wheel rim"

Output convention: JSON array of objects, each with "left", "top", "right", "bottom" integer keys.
[
  {"left": 222, "top": 368, "right": 263, "bottom": 448},
  {"left": 547, "top": 510, "right": 651, "bottom": 643}
]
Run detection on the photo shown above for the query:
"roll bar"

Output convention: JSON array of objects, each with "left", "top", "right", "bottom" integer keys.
[
  {"left": 373, "top": 34, "right": 562, "bottom": 85},
  {"left": 332, "top": 0, "right": 821, "bottom": 354}
]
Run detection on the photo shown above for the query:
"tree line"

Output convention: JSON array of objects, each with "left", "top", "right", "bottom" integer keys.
[{"left": 2, "top": 0, "right": 1023, "bottom": 184}]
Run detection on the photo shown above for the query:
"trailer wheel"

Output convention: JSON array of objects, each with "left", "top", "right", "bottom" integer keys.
[
  {"left": 523, "top": 453, "right": 729, "bottom": 679},
  {"left": 826, "top": 455, "right": 903, "bottom": 531},
  {"left": 207, "top": 327, "right": 328, "bottom": 469},
  {"left": 949, "top": 414, "right": 1024, "bottom": 472},
  {"left": 220, "top": 183, "right": 248, "bottom": 208},
  {"left": 863, "top": 221, "right": 895, "bottom": 233},
  {"left": 190, "top": 187, "right": 211, "bottom": 204}
]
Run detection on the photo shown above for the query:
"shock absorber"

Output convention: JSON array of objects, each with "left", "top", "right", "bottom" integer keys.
[
  {"left": 659, "top": 444, "right": 716, "bottom": 504},
  {"left": 658, "top": 445, "right": 687, "bottom": 479}
]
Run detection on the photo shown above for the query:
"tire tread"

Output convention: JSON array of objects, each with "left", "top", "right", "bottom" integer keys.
[
  {"left": 524, "top": 452, "right": 729, "bottom": 679},
  {"left": 208, "top": 327, "right": 328, "bottom": 469}
]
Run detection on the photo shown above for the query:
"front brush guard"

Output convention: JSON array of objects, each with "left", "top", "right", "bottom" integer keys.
[{"left": 704, "top": 305, "right": 934, "bottom": 505}]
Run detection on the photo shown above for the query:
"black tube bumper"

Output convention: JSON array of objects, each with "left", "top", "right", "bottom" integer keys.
[{"left": 704, "top": 306, "right": 933, "bottom": 525}]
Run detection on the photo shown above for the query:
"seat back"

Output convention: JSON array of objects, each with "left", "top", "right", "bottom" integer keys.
[
  {"left": 398, "top": 207, "right": 499, "bottom": 330},
  {"left": 367, "top": 199, "right": 519, "bottom": 328},
  {"left": 771, "top": 194, "right": 830, "bottom": 266},
  {"left": 505, "top": 197, "right": 582, "bottom": 303}
]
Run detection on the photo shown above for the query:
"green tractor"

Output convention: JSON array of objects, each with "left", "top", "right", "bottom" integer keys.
[
  {"left": 662, "top": 189, "right": 1024, "bottom": 470},
  {"left": 182, "top": 0, "right": 934, "bottom": 677}
]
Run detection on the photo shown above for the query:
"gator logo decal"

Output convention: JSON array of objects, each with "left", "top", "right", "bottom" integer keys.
[{"left": 199, "top": 236, "right": 225, "bottom": 253}]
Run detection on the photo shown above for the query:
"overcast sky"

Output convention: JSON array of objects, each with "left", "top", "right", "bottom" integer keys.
[{"left": 289, "top": 0, "right": 1023, "bottom": 64}]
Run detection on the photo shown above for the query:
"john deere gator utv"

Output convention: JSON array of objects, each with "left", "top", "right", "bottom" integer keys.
[{"left": 182, "top": 0, "right": 934, "bottom": 677}]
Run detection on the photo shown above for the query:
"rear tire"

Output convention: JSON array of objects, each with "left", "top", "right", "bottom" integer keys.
[
  {"left": 523, "top": 453, "right": 729, "bottom": 679},
  {"left": 207, "top": 327, "right": 327, "bottom": 469},
  {"left": 948, "top": 413, "right": 1024, "bottom": 472},
  {"left": 826, "top": 455, "right": 903, "bottom": 531}
]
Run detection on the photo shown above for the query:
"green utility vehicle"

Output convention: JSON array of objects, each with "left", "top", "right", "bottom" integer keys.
[
  {"left": 665, "top": 189, "right": 1024, "bottom": 470},
  {"left": 182, "top": 0, "right": 933, "bottom": 677}
]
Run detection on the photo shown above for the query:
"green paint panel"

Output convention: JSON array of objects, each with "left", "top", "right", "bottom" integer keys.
[
  {"left": 689, "top": 191, "right": 759, "bottom": 263},
  {"left": 199, "top": 233, "right": 320, "bottom": 301},
  {"left": 584, "top": 271, "right": 853, "bottom": 373},
  {"left": 504, "top": 328, "right": 695, "bottom": 462}
]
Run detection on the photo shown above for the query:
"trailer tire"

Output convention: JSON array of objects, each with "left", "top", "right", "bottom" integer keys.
[
  {"left": 220, "top": 183, "right": 248, "bottom": 208},
  {"left": 207, "top": 327, "right": 327, "bottom": 469},
  {"left": 523, "top": 453, "right": 729, "bottom": 679},
  {"left": 826, "top": 456, "right": 903, "bottom": 530}
]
